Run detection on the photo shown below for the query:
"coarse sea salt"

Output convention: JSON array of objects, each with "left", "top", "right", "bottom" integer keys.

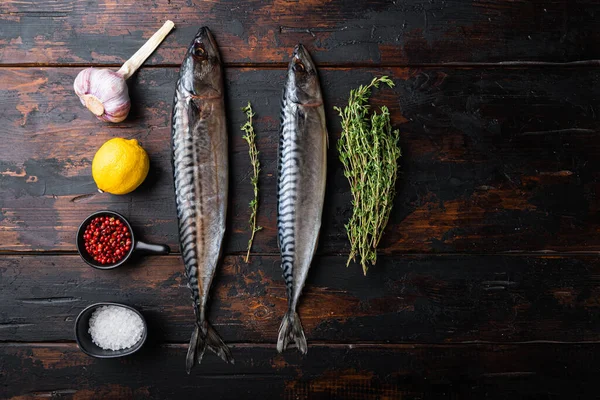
[{"left": 88, "top": 305, "right": 144, "bottom": 351}]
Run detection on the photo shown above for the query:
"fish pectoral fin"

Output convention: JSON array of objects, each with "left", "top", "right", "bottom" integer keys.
[
  {"left": 188, "top": 97, "right": 202, "bottom": 121},
  {"left": 189, "top": 96, "right": 216, "bottom": 120}
]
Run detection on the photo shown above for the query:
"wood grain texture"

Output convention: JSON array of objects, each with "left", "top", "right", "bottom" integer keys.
[
  {"left": 2, "top": 342, "right": 600, "bottom": 399},
  {"left": 1, "top": 67, "right": 599, "bottom": 254},
  {"left": 1, "top": 254, "right": 599, "bottom": 343},
  {"left": 1, "top": 0, "right": 600, "bottom": 66},
  {"left": 3, "top": 1, "right": 599, "bottom": 397}
]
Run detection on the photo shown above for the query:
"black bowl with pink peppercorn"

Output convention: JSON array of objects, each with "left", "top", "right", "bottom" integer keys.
[{"left": 76, "top": 210, "right": 170, "bottom": 269}]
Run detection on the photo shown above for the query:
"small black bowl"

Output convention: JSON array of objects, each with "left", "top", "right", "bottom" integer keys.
[
  {"left": 74, "top": 302, "right": 148, "bottom": 358},
  {"left": 76, "top": 210, "right": 170, "bottom": 270}
]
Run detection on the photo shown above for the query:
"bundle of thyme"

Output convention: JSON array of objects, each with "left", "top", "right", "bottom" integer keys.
[
  {"left": 241, "top": 102, "right": 262, "bottom": 263},
  {"left": 334, "top": 76, "right": 401, "bottom": 275}
]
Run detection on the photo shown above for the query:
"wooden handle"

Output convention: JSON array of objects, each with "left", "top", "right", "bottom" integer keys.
[{"left": 117, "top": 20, "right": 175, "bottom": 80}]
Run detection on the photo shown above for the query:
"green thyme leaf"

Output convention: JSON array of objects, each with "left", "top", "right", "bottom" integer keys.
[
  {"left": 335, "top": 76, "right": 402, "bottom": 275},
  {"left": 241, "top": 102, "right": 262, "bottom": 263}
]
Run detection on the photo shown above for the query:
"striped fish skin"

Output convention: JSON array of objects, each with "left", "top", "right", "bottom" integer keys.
[
  {"left": 276, "top": 44, "right": 328, "bottom": 354},
  {"left": 171, "top": 27, "right": 232, "bottom": 373}
]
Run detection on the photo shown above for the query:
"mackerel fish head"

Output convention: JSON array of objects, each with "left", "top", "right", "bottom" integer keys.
[
  {"left": 179, "top": 26, "right": 223, "bottom": 97},
  {"left": 285, "top": 44, "right": 322, "bottom": 105}
]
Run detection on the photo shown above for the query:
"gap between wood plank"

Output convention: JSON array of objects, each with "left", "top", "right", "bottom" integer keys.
[
  {"left": 1, "top": 60, "right": 600, "bottom": 69},
  {"left": 3, "top": 341, "right": 600, "bottom": 348},
  {"left": 1, "top": 251, "right": 600, "bottom": 257}
]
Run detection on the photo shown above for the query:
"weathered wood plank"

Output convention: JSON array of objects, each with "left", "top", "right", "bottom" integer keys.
[
  {"left": 1, "top": 0, "right": 600, "bottom": 66},
  {"left": 1, "top": 255, "right": 599, "bottom": 343},
  {"left": 1, "top": 342, "right": 599, "bottom": 399},
  {"left": 1, "top": 67, "right": 599, "bottom": 254}
]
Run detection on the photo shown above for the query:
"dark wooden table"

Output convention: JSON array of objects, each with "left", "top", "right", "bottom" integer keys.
[{"left": 2, "top": 1, "right": 600, "bottom": 398}]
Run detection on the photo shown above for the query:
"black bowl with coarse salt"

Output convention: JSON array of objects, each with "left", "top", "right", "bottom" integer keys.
[{"left": 74, "top": 302, "right": 148, "bottom": 358}]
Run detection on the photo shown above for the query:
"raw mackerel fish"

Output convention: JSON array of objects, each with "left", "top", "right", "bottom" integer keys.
[
  {"left": 276, "top": 44, "right": 328, "bottom": 354},
  {"left": 171, "top": 27, "right": 232, "bottom": 373}
]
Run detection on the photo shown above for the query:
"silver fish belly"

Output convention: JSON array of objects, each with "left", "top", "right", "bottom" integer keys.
[
  {"left": 276, "top": 44, "right": 328, "bottom": 354},
  {"left": 172, "top": 27, "right": 233, "bottom": 373}
]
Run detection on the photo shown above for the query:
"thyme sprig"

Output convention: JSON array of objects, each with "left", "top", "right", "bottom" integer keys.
[
  {"left": 241, "top": 102, "right": 263, "bottom": 263},
  {"left": 334, "top": 76, "right": 401, "bottom": 275}
]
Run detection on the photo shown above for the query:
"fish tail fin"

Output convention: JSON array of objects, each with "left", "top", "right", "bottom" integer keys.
[
  {"left": 203, "top": 320, "right": 234, "bottom": 365},
  {"left": 185, "top": 323, "right": 201, "bottom": 374},
  {"left": 277, "top": 309, "right": 307, "bottom": 354},
  {"left": 186, "top": 321, "right": 234, "bottom": 374}
]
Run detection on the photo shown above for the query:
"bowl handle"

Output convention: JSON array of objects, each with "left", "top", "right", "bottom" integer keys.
[{"left": 135, "top": 240, "right": 170, "bottom": 255}]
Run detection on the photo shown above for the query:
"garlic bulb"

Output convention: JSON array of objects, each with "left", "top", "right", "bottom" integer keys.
[
  {"left": 74, "top": 68, "right": 131, "bottom": 123},
  {"left": 74, "top": 20, "right": 174, "bottom": 123}
]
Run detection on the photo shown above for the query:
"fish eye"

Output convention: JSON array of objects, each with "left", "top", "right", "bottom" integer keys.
[
  {"left": 293, "top": 62, "right": 306, "bottom": 73},
  {"left": 194, "top": 45, "right": 206, "bottom": 58}
]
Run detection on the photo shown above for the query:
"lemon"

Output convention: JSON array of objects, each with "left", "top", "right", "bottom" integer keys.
[{"left": 92, "top": 138, "right": 149, "bottom": 195}]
